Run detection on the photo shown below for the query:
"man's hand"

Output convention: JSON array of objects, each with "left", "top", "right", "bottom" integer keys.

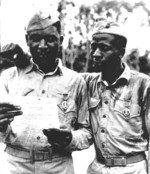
[
  {"left": 0, "top": 103, "right": 23, "bottom": 132},
  {"left": 43, "top": 128, "right": 72, "bottom": 148},
  {"left": 0, "top": 43, "right": 30, "bottom": 68}
]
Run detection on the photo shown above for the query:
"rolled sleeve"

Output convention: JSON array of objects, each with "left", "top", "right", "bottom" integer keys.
[
  {"left": 65, "top": 76, "right": 93, "bottom": 151},
  {"left": 65, "top": 128, "right": 93, "bottom": 151}
]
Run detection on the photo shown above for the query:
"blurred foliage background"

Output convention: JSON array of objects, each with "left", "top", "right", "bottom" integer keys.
[{"left": 1, "top": 0, "right": 150, "bottom": 74}]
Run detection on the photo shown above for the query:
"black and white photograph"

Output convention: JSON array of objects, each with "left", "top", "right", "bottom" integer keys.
[{"left": 0, "top": 0, "right": 150, "bottom": 174}]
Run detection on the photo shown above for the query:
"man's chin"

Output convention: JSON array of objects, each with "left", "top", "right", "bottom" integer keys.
[
  {"left": 92, "top": 63, "right": 103, "bottom": 72},
  {"left": 35, "top": 59, "right": 47, "bottom": 65}
]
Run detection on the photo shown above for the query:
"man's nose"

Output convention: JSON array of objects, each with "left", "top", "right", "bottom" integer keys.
[
  {"left": 93, "top": 48, "right": 102, "bottom": 57},
  {"left": 39, "top": 39, "right": 47, "bottom": 48}
]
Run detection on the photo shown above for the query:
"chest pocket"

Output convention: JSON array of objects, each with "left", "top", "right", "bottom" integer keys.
[
  {"left": 114, "top": 100, "right": 141, "bottom": 119},
  {"left": 89, "top": 98, "right": 101, "bottom": 134},
  {"left": 58, "top": 97, "right": 77, "bottom": 129},
  {"left": 114, "top": 100, "right": 142, "bottom": 133}
]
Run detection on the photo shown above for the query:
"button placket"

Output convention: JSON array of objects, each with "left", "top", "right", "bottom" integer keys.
[
  {"left": 100, "top": 112, "right": 108, "bottom": 155},
  {"left": 103, "top": 96, "right": 109, "bottom": 105},
  {"left": 102, "top": 91, "right": 110, "bottom": 106},
  {"left": 99, "top": 93, "right": 110, "bottom": 156},
  {"left": 39, "top": 75, "right": 47, "bottom": 97}
]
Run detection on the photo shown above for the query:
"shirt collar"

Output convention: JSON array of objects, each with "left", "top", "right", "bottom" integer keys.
[
  {"left": 98, "top": 62, "right": 131, "bottom": 86},
  {"left": 23, "top": 58, "right": 63, "bottom": 76},
  {"left": 116, "top": 62, "right": 130, "bottom": 83}
]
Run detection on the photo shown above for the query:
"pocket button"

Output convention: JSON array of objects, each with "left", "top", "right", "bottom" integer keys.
[
  {"left": 104, "top": 101, "right": 108, "bottom": 104},
  {"left": 123, "top": 108, "right": 130, "bottom": 118}
]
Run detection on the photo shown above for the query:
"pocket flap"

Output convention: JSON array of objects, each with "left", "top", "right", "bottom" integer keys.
[
  {"left": 58, "top": 99, "right": 76, "bottom": 113},
  {"left": 129, "top": 104, "right": 141, "bottom": 118}
]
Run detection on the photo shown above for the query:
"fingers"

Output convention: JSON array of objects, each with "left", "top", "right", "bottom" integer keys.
[
  {"left": 0, "top": 106, "right": 21, "bottom": 113},
  {"left": 6, "top": 110, "right": 23, "bottom": 117},
  {"left": 0, "top": 103, "right": 22, "bottom": 119},
  {"left": 0, "top": 103, "right": 21, "bottom": 110},
  {"left": 42, "top": 129, "right": 55, "bottom": 138},
  {"left": 0, "top": 118, "right": 12, "bottom": 125},
  {"left": 43, "top": 129, "right": 55, "bottom": 145},
  {"left": 50, "top": 140, "right": 62, "bottom": 147},
  {"left": 1, "top": 43, "right": 19, "bottom": 54},
  {"left": 0, "top": 124, "right": 8, "bottom": 132},
  {"left": 42, "top": 129, "right": 58, "bottom": 144},
  {"left": 0, "top": 116, "right": 15, "bottom": 131},
  {"left": 42, "top": 128, "right": 69, "bottom": 137},
  {"left": 0, "top": 43, "right": 23, "bottom": 60},
  {"left": 0, "top": 117, "right": 14, "bottom": 131},
  {"left": 0, "top": 110, "right": 23, "bottom": 119},
  {"left": 0, "top": 102, "right": 21, "bottom": 109},
  {"left": 42, "top": 129, "right": 49, "bottom": 136},
  {"left": 42, "top": 128, "right": 72, "bottom": 146},
  {"left": 48, "top": 136, "right": 69, "bottom": 147},
  {"left": 0, "top": 103, "right": 22, "bottom": 130},
  {"left": 42, "top": 128, "right": 59, "bottom": 135}
]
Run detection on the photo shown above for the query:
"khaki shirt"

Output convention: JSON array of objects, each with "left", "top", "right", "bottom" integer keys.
[
  {"left": 83, "top": 64, "right": 150, "bottom": 158},
  {"left": 0, "top": 59, "right": 92, "bottom": 151}
]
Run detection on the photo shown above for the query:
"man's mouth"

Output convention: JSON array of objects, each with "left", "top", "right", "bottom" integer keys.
[{"left": 93, "top": 57, "right": 103, "bottom": 63}]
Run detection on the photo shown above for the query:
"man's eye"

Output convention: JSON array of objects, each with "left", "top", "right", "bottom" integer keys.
[
  {"left": 101, "top": 45, "right": 110, "bottom": 51},
  {"left": 91, "top": 43, "right": 97, "bottom": 50},
  {"left": 46, "top": 36, "right": 57, "bottom": 42},
  {"left": 30, "top": 35, "right": 41, "bottom": 42}
]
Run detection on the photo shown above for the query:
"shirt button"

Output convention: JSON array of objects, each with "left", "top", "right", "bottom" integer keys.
[
  {"left": 41, "top": 89, "right": 45, "bottom": 94},
  {"left": 104, "top": 101, "right": 108, "bottom": 104},
  {"left": 37, "top": 136, "right": 40, "bottom": 140},
  {"left": 103, "top": 115, "right": 106, "bottom": 118},
  {"left": 101, "top": 129, "right": 105, "bottom": 133},
  {"left": 102, "top": 143, "right": 106, "bottom": 148}
]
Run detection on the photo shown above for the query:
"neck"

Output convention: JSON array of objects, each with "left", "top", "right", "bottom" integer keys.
[
  {"left": 102, "top": 63, "right": 124, "bottom": 85},
  {"left": 38, "top": 61, "right": 58, "bottom": 74}
]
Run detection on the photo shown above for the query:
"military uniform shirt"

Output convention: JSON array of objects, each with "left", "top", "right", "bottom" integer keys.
[
  {"left": 83, "top": 63, "right": 150, "bottom": 158},
  {"left": 0, "top": 59, "right": 92, "bottom": 151}
]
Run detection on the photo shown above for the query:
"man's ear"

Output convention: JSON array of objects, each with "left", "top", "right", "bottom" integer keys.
[
  {"left": 60, "top": 36, "right": 64, "bottom": 45},
  {"left": 25, "top": 34, "right": 29, "bottom": 46},
  {"left": 119, "top": 48, "right": 125, "bottom": 58}
]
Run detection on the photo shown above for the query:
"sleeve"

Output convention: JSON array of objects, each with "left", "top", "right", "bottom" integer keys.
[
  {"left": 143, "top": 81, "right": 150, "bottom": 174},
  {"left": 81, "top": 72, "right": 92, "bottom": 90},
  {"left": 65, "top": 75, "right": 93, "bottom": 151},
  {"left": 0, "top": 71, "right": 9, "bottom": 96},
  {"left": 0, "top": 71, "right": 12, "bottom": 142}
]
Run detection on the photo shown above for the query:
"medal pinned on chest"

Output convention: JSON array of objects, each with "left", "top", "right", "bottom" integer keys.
[
  {"left": 61, "top": 94, "right": 69, "bottom": 111},
  {"left": 123, "top": 107, "right": 130, "bottom": 118}
]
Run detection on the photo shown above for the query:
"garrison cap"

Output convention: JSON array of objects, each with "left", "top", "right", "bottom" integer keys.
[
  {"left": 92, "top": 17, "right": 127, "bottom": 40},
  {"left": 26, "top": 11, "right": 60, "bottom": 33}
]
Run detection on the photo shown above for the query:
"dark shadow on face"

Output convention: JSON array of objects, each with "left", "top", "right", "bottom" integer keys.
[
  {"left": 26, "top": 25, "right": 62, "bottom": 73},
  {"left": 90, "top": 33, "right": 126, "bottom": 72}
]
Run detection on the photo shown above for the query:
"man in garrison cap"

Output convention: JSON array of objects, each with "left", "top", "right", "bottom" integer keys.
[
  {"left": 82, "top": 18, "right": 150, "bottom": 174},
  {"left": 0, "top": 11, "right": 92, "bottom": 174}
]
